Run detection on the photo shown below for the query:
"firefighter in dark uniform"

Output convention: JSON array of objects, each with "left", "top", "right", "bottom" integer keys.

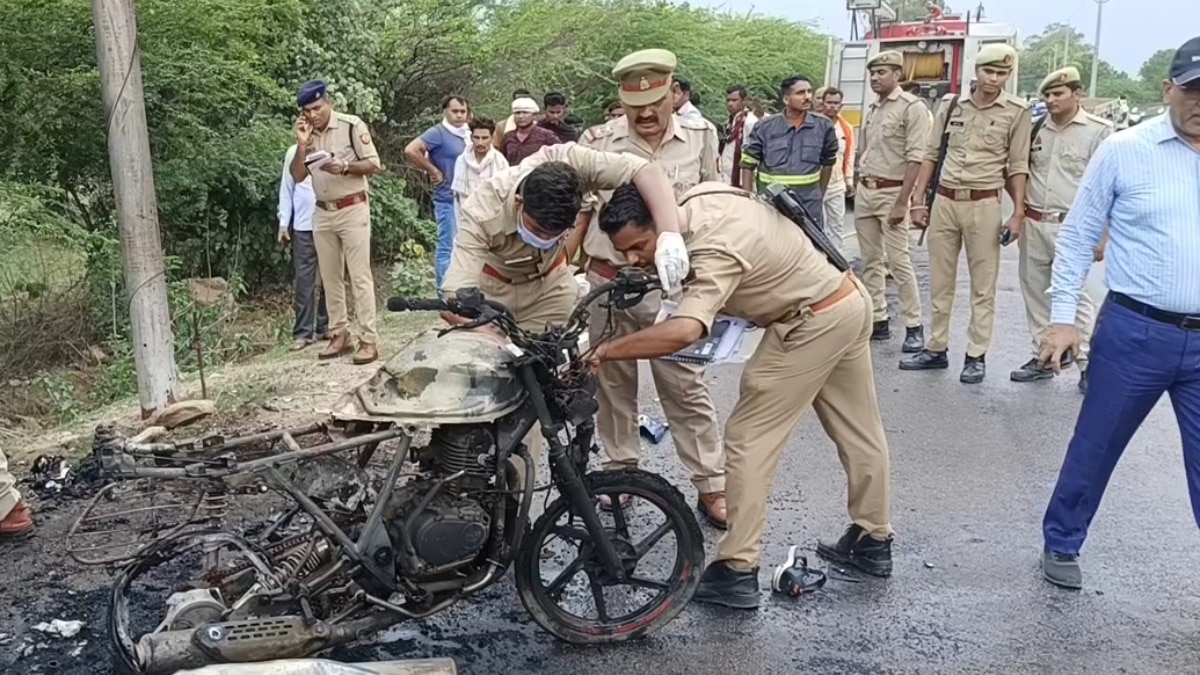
[{"left": 740, "top": 75, "right": 838, "bottom": 229}]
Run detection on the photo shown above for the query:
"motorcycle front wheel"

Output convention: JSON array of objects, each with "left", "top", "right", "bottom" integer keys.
[{"left": 515, "top": 470, "right": 704, "bottom": 644}]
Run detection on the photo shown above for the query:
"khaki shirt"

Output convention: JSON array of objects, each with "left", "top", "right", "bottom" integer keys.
[
  {"left": 1027, "top": 108, "right": 1113, "bottom": 213},
  {"left": 924, "top": 92, "right": 1032, "bottom": 190},
  {"left": 443, "top": 144, "right": 649, "bottom": 291},
  {"left": 671, "top": 184, "right": 846, "bottom": 331},
  {"left": 579, "top": 115, "right": 719, "bottom": 265},
  {"left": 859, "top": 88, "right": 932, "bottom": 181},
  {"left": 308, "top": 112, "right": 381, "bottom": 201}
]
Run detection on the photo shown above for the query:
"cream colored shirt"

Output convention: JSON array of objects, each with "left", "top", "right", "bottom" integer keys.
[
  {"left": 1027, "top": 108, "right": 1113, "bottom": 213},
  {"left": 307, "top": 112, "right": 381, "bottom": 201},
  {"left": 671, "top": 184, "right": 846, "bottom": 331},
  {"left": 925, "top": 91, "right": 1032, "bottom": 190},
  {"left": 859, "top": 88, "right": 932, "bottom": 181},
  {"left": 579, "top": 115, "right": 719, "bottom": 265},
  {"left": 443, "top": 144, "right": 649, "bottom": 291}
]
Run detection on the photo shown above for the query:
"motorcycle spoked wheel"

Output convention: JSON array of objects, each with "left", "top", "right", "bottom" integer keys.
[{"left": 514, "top": 470, "right": 704, "bottom": 644}]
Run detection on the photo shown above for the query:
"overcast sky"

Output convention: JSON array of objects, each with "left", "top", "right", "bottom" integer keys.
[{"left": 687, "top": 0, "right": 1194, "bottom": 76}]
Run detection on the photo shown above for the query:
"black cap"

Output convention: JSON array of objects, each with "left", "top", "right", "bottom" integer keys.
[
  {"left": 297, "top": 80, "right": 327, "bottom": 107},
  {"left": 1170, "top": 36, "right": 1200, "bottom": 86}
]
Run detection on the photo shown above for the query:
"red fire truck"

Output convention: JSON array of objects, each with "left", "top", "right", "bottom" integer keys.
[{"left": 827, "top": 1, "right": 1020, "bottom": 133}]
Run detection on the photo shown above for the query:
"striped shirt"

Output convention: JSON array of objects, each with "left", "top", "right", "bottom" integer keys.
[{"left": 1050, "top": 114, "right": 1200, "bottom": 324}]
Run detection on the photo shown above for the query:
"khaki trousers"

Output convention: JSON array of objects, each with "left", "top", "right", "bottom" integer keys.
[
  {"left": 0, "top": 449, "right": 20, "bottom": 521},
  {"left": 822, "top": 184, "right": 847, "bottom": 253},
  {"left": 586, "top": 270, "right": 725, "bottom": 494},
  {"left": 854, "top": 184, "right": 923, "bottom": 327},
  {"left": 926, "top": 195, "right": 1003, "bottom": 356},
  {"left": 718, "top": 280, "right": 892, "bottom": 570},
  {"left": 480, "top": 268, "right": 578, "bottom": 467},
  {"left": 1018, "top": 216, "right": 1096, "bottom": 368},
  {"left": 314, "top": 202, "right": 378, "bottom": 344}
]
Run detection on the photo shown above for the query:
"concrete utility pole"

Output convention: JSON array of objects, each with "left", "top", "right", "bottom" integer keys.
[
  {"left": 1089, "top": 0, "right": 1109, "bottom": 97},
  {"left": 92, "top": 0, "right": 179, "bottom": 416}
]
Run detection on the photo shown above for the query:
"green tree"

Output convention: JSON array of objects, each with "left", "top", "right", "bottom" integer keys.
[{"left": 1017, "top": 23, "right": 1144, "bottom": 102}]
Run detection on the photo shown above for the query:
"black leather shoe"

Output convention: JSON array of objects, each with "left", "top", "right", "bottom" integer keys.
[
  {"left": 1078, "top": 369, "right": 1088, "bottom": 395},
  {"left": 960, "top": 354, "right": 986, "bottom": 384},
  {"left": 1010, "top": 357, "right": 1052, "bottom": 383},
  {"left": 870, "top": 320, "right": 891, "bottom": 341},
  {"left": 901, "top": 326, "right": 925, "bottom": 353},
  {"left": 816, "top": 524, "right": 893, "bottom": 577},
  {"left": 899, "top": 349, "right": 948, "bottom": 370},
  {"left": 693, "top": 561, "right": 760, "bottom": 609}
]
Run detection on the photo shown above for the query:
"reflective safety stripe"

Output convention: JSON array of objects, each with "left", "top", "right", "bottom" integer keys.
[
  {"left": 755, "top": 171, "right": 821, "bottom": 187},
  {"left": 740, "top": 152, "right": 760, "bottom": 166}
]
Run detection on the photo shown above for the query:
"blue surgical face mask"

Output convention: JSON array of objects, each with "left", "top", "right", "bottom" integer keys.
[{"left": 517, "top": 223, "right": 560, "bottom": 250}]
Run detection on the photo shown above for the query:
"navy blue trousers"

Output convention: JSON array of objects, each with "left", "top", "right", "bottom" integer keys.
[{"left": 1043, "top": 296, "right": 1200, "bottom": 556}]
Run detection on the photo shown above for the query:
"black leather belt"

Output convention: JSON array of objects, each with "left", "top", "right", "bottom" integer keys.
[{"left": 1109, "top": 292, "right": 1200, "bottom": 330}]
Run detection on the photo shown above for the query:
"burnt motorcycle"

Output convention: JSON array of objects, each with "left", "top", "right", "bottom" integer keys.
[{"left": 71, "top": 268, "right": 704, "bottom": 674}]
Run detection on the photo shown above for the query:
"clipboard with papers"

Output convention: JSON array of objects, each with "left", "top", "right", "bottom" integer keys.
[{"left": 655, "top": 300, "right": 755, "bottom": 365}]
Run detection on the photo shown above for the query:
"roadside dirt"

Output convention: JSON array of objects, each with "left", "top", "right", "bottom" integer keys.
[{"left": 0, "top": 311, "right": 439, "bottom": 674}]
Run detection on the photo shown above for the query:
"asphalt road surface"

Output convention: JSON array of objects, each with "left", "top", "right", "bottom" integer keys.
[
  {"left": 9, "top": 208, "right": 1197, "bottom": 674},
  {"left": 325, "top": 208, "right": 1200, "bottom": 674}
]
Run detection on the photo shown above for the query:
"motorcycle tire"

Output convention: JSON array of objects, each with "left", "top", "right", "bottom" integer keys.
[{"left": 514, "top": 469, "right": 704, "bottom": 644}]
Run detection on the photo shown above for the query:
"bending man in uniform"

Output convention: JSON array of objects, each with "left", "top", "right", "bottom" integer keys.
[
  {"left": 441, "top": 144, "right": 689, "bottom": 472},
  {"left": 578, "top": 48, "right": 728, "bottom": 527},
  {"left": 591, "top": 183, "right": 895, "bottom": 609}
]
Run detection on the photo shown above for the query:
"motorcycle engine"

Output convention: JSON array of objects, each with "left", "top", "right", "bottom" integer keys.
[{"left": 385, "top": 425, "right": 497, "bottom": 576}]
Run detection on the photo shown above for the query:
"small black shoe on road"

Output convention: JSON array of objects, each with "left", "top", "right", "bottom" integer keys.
[
  {"left": 901, "top": 326, "right": 925, "bottom": 353},
  {"left": 870, "top": 320, "right": 891, "bottom": 341},
  {"left": 1078, "top": 369, "right": 1089, "bottom": 395},
  {"left": 693, "top": 561, "right": 760, "bottom": 609},
  {"left": 1010, "top": 357, "right": 1053, "bottom": 383},
  {"left": 1042, "top": 549, "right": 1083, "bottom": 590},
  {"left": 960, "top": 354, "right": 986, "bottom": 384},
  {"left": 816, "top": 524, "right": 893, "bottom": 577},
  {"left": 899, "top": 349, "right": 948, "bottom": 370}
]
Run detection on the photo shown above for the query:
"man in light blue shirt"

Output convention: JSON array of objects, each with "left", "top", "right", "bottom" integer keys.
[
  {"left": 1038, "top": 36, "right": 1200, "bottom": 590},
  {"left": 278, "top": 143, "right": 328, "bottom": 350}
]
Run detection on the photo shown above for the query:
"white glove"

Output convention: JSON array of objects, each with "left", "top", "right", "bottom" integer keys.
[
  {"left": 654, "top": 231, "right": 690, "bottom": 294},
  {"left": 574, "top": 273, "right": 591, "bottom": 301}
]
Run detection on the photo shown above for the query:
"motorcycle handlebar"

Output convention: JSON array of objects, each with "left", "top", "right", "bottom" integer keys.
[{"left": 385, "top": 297, "right": 449, "bottom": 313}]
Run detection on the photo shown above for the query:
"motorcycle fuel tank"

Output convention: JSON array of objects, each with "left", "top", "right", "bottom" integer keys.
[{"left": 331, "top": 328, "right": 526, "bottom": 426}]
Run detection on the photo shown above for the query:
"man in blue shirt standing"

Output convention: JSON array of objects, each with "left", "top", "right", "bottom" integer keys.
[
  {"left": 405, "top": 96, "right": 471, "bottom": 292},
  {"left": 1039, "top": 36, "right": 1200, "bottom": 590}
]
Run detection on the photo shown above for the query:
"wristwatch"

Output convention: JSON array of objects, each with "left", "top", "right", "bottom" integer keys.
[{"left": 339, "top": 160, "right": 349, "bottom": 176}]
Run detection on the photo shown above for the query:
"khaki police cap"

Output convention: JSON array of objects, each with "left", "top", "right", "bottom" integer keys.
[
  {"left": 612, "top": 49, "right": 677, "bottom": 107},
  {"left": 868, "top": 50, "right": 905, "bottom": 70},
  {"left": 1040, "top": 66, "right": 1082, "bottom": 93},
  {"left": 976, "top": 44, "right": 1017, "bottom": 70}
]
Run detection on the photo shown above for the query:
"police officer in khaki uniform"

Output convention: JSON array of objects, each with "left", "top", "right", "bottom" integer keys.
[
  {"left": 903, "top": 45, "right": 1032, "bottom": 383},
  {"left": 443, "top": 144, "right": 688, "bottom": 474},
  {"left": 593, "top": 182, "right": 895, "bottom": 609},
  {"left": 855, "top": 51, "right": 931, "bottom": 352},
  {"left": 291, "top": 80, "right": 383, "bottom": 365},
  {"left": 577, "top": 49, "right": 728, "bottom": 527},
  {"left": 1011, "top": 67, "right": 1111, "bottom": 394}
]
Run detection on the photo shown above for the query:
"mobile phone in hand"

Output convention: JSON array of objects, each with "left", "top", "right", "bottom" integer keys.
[
  {"left": 1000, "top": 229, "right": 1013, "bottom": 246},
  {"left": 1039, "top": 348, "right": 1075, "bottom": 372}
]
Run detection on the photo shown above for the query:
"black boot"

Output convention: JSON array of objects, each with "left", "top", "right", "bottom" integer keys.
[
  {"left": 870, "top": 320, "right": 891, "bottom": 341},
  {"left": 899, "top": 349, "right": 948, "bottom": 370},
  {"left": 693, "top": 561, "right": 760, "bottom": 609},
  {"left": 816, "top": 524, "right": 893, "bottom": 577},
  {"left": 960, "top": 354, "right": 986, "bottom": 384},
  {"left": 901, "top": 326, "right": 925, "bottom": 353},
  {"left": 1010, "top": 357, "right": 1052, "bottom": 383}
]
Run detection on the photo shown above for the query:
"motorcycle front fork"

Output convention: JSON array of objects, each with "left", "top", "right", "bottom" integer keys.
[{"left": 517, "top": 367, "right": 626, "bottom": 581}]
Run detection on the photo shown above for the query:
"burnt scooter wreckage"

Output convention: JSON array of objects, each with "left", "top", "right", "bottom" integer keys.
[{"left": 71, "top": 269, "right": 704, "bottom": 674}]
